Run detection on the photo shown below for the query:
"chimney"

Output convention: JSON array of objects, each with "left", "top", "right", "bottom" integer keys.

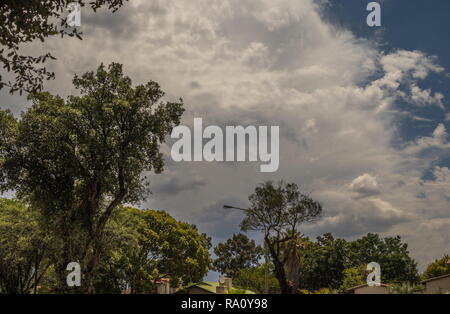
[{"left": 224, "top": 277, "right": 232, "bottom": 291}]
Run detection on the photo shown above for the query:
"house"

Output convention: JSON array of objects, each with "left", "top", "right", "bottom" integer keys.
[
  {"left": 180, "top": 281, "right": 224, "bottom": 294},
  {"left": 155, "top": 278, "right": 180, "bottom": 294},
  {"left": 346, "top": 283, "right": 391, "bottom": 294},
  {"left": 422, "top": 273, "right": 450, "bottom": 294},
  {"left": 177, "top": 278, "right": 254, "bottom": 294}
]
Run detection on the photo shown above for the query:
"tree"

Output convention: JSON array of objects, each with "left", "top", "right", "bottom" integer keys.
[
  {"left": 339, "top": 265, "right": 366, "bottom": 292},
  {"left": 346, "top": 233, "right": 419, "bottom": 284},
  {"left": 233, "top": 266, "right": 280, "bottom": 294},
  {"left": 213, "top": 233, "right": 263, "bottom": 278},
  {"left": 240, "top": 181, "right": 323, "bottom": 294},
  {"left": 0, "top": 0, "right": 128, "bottom": 94},
  {"left": 294, "top": 233, "right": 419, "bottom": 292},
  {"left": 0, "top": 198, "right": 55, "bottom": 294},
  {"left": 279, "top": 231, "right": 310, "bottom": 293},
  {"left": 390, "top": 282, "right": 423, "bottom": 294},
  {"left": 0, "top": 63, "right": 184, "bottom": 291},
  {"left": 422, "top": 255, "right": 450, "bottom": 281},
  {"left": 95, "top": 207, "right": 211, "bottom": 293},
  {"left": 298, "top": 233, "right": 348, "bottom": 291}
]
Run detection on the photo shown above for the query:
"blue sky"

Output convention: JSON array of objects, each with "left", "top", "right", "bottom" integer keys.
[{"left": 323, "top": 0, "right": 450, "bottom": 169}]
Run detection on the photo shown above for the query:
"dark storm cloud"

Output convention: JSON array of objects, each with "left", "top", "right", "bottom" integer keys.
[{"left": 152, "top": 174, "right": 207, "bottom": 196}]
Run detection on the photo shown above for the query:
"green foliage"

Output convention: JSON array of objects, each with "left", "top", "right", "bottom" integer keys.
[
  {"left": 339, "top": 265, "right": 366, "bottom": 292},
  {"left": 241, "top": 181, "right": 323, "bottom": 234},
  {"left": 346, "top": 233, "right": 420, "bottom": 284},
  {"left": 0, "top": 63, "right": 184, "bottom": 291},
  {"left": 0, "top": 1, "right": 128, "bottom": 94},
  {"left": 298, "top": 233, "right": 347, "bottom": 291},
  {"left": 240, "top": 180, "right": 322, "bottom": 294},
  {"left": 422, "top": 255, "right": 450, "bottom": 281},
  {"left": 0, "top": 198, "right": 56, "bottom": 294},
  {"left": 231, "top": 232, "right": 421, "bottom": 294},
  {"left": 390, "top": 282, "right": 423, "bottom": 294},
  {"left": 94, "top": 207, "right": 211, "bottom": 293},
  {"left": 295, "top": 233, "right": 419, "bottom": 292},
  {"left": 233, "top": 266, "right": 280, "bottom": 294},
  {"left": 299, "top": 288, "right": 339, "bottom": 294},
  {"left": 228, "top": 288, "right": 248, "bottom": 294},
  {"left": 213, "top": 233, "right": 263, "bottom": 278}
]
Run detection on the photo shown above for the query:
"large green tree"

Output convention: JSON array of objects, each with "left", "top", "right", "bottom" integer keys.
[
  {"left": 0, "top": 0, "right": 128, "bottom": 94},
  {"left": 346, "top": 233, "right": 419, "bottom": 284},
  {"left": 295, "top": 233, "right": 419, "bottom": 292},
  {"left": 422, "top": 255, "right": 450, "bottom": 281},
  {"left": 0, "top": 63, "right": 184, "bottom": 291},
  {"left": 213, "top": 233, "right": 263, "bottom": 278},
  {"left": 298, "top": 233, "right": 348, "bottom": 291},
  {"left": 233, "top": 265, "right": 280, "bottom": 294},
  {"left": 240, "top": 181, "right": 323, "bottom": 294},
  {"left": 0, "top": 198, "right": 55, "bottom": 294},
  {"left": 95, "top": 207, "right": 211, "bottom": 293},
  {"left": 338, "top": 265, "right": 366, "bottom": 292}
]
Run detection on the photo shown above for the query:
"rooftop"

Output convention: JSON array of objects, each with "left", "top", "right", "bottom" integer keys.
[{"left": 421, "top": 273, "right": 450, "bottom": 284}]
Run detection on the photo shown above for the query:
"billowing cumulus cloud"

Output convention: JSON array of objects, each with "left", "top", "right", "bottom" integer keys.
[
  {"left": 1, "top": 0, "right": 449, "bottom": 269},
  {"left": 349, "top": 173, "right": 380, "bottom": 198}
]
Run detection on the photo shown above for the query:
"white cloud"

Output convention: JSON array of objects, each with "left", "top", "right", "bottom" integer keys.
[
  {"left": 349, "top": 173, "right": 380, "bottom": 198},
  {"left": 380, "top": 50, "right": 444, "bottom": 80},
  {"left": 410, "top": 85, "right": 444, "bottom": 108},
  {"left": 403, "top": 123, "right": 450, "bottom": 155}
]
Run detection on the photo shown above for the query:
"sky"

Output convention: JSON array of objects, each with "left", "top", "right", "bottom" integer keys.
[{"left": 1, "top": 0, "right": 449, "bottom": 279}]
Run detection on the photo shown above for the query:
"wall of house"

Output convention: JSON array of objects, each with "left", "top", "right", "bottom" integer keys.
[
  {"left": 425, "top": 276, "right": 450, "bottom": 294},
  {"left": 188, "top": 287, "right": 214, "bottom": 294},
  {"left": 353, "top": 285, "right": 390, "bottom": 294},
  {"left": 157, "top": 282, "right": 170, "bottom": 294}
]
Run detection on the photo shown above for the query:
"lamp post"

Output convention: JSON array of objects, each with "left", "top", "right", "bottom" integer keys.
[{"left": 223, "top": 205, "right": 269, "bottom": 294}]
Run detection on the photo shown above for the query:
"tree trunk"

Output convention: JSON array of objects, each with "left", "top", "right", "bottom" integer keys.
[
  {"left": 284, "top": 241, "right": 301, "bottom": 293},
  {"left": 266, "top": 239, "right": 292, "bottom": 294},
  {"left": 273, "top": 259, "right": 291, "bottom": 294}
]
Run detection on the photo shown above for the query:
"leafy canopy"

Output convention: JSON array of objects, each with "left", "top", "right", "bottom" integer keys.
[
  {"left": 298, "top": 233, "right": 348, "bottom": 291},
  {"left": 297, "top": 233, "right": 420, "bottom": 292},
  {"left": 240, "top": 181, "right": 322, "bottom": 294},
  {"left": 233, "top": 265, "right": 280, "bottom": 294},
  {"left": 346, "top": 233, "right": 419, "bottom": 284},
  {"left": 95, "top": 207, "right": 211, "bottom": 293},
  {"left": 213, "top": 233, "right": 263, "bottom": 278},
  {"left": 0, "top": 0, "right": 128, "bottom": 94},
  {"left": 422, "top": 255, "right": 450, "bottom": 281},
  {"left": 0, "top": 198, "right": 55, "bottom": 294},
  {"left": 0, "top": 62, "right": 184, "bottom": 290}
]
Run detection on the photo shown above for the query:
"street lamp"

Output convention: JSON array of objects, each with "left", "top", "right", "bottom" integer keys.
[
  {"left": 223, "top": 205, "right": 248, "bottom": 211},
  {"left": 223, "top": 204, "right": 269, "bottom": 294}
]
